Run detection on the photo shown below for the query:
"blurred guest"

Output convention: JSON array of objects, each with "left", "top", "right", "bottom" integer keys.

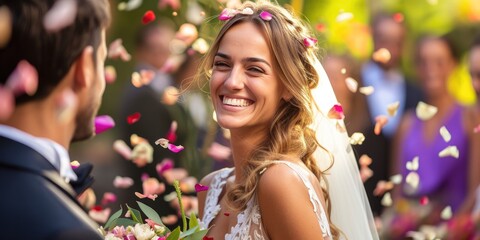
[
  {"left": 116, "top": 22, "right": 201, "bottom": 226},
  {"left": 387, "top": 36, "right": 480, "bottom": 238},
  {"left": 355, "top": 13, "right": 423, "bottom": 215},
  {"left": 0, "top": 0, "right": 110, "bottom": 239}
]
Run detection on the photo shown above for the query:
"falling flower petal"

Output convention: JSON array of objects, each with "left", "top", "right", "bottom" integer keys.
[
  {"left": 405, "top": 171, "right": 420, "bottom": 192},
  {"left": 359, "top": 86, "right": 375, "bottom": 95},
  {"left": 195, "top": 183, "right": 209, "bottom": 192},
  {"left": 101, "top": 192, "right": 117, "bottom": 205},
  {"left": 167, "top": 143, "right": 184, "bottom": 153},
  {"left": 0, "top": 86, "right": 14, "bottom": 121},
  {"left": 89, "top": 207, "right": 111, "bottom": 224},
  {"left": 186, "top": 1, "right": 205, "bottom": 25},
  {"left": 419, "top": 196, "right": 429, "bottom": 205},
  {"left": 439, "top": 126, "right": 451, "bottom": 142},
  {"left": 142, "top": 10, "right": 156, "bottom": 24},
  {"left": 359, "top": 154, "right": 372, "bottom": 167},
  {"left": 441, "top": 206, "right": 452, "bottom": 220},
  {"left": 113, "top": 176, "right": 134, "bottom": 189},
  {"left": 43, "top": 0, "right": 77, "bottom": 32},
  {"left": 303, "top": 37, "right": 318, "bottom": 48},
  {"left": 127, "top": 112, "right": 141, "bottom": 125},
  {"left": 315, "top": 23, "right": 326, "bottom": 33},
  {"left": 135, "top": 192, "right": 158, "bottom": 200},
  {"left": 155, "top": 138, "right": 169, "bottom": 149},
  {"left": 158, "top": 0, "right": 181, "bottom": 10},
  {"left": 162, "top": 86, "right": 179, "bottom": 105},
  {"left": 131, "top": 142, "right": 154, "bottom": 167},
  {"left": 393, "top": 13, "right": 404, "bottom": 23},
  {"left": 176, "top": 23, "right": 198, "bottom": 46},
  {"left": 192, "top": 38, "right": 209, "bottom": 54},
  {"left": 162, "top": 168, "right": 188, "bottom": 184},
  {"left": 94, "top": 115, "right": 115, "bottom": 134},
  {"left": 350, "top": 132, "right": 365, "bottom": 145},
  {"left": 117, "top": 0, "right": 142, "bottom": 11},
  {"left": 113, "top": 140, "right": 132, "bottom": 160},
  {"left": 224, "top": 212, "right": 230, "bottom": 216},
  {"left": 156, "top": 159, "right": 174, "bottom": 176},
  {"left": 104, "top": 65, "right": 117, "bottom": 84},
  {"left": 219, "top": 8, "right": 237, "bottom": 21},
  {"left": 387, "top": 101, "right": 400, "bottom": 117},
  {"left": 6, "top": 60, "right": 38, "bottom": 96},
  {"left": 143, "top": 178, "right": 166, "bottom": 196},
  {"left": 259, "top": 11, "right": 272, "bottom": 21},
  {"left": 108, "top": 39, "right": 131, "bottom": 61},
  {"left": 438, "top": 145, "right": 459, "bottom": 159},
  {"left": 390, "top": 174, "right": 402, "bottom": 184},
  {"left": 131, "top": 72, "right": 142, "bottom": 88},
  {"left": 381, "top": 192, "right": 392, "bottom": 207},
  {"left": 141, "top": 173, "right": 149, "bottom": 182},
  {"left": 327, "top": 104, "right": 345, "bottom": 120},
  {"left": 336, "top": 12, "right": 353, "bottom": 22},
  {"left": 203, "top": 237, "right": 214, "bottom": 240},
  {"left": 207, "top": 142, "right": 232, "bottom": 161},
  {"left": 406, "top": 156, "right": 419, "bottom": 171},
  {"left": 474, "top": 124, "right": 480, "bottom": 133},
  {"left": 360, "top": 166, "right": 373, "bottom": 182},
  {"left": 416, "top": 101, "right": 438, "bottom": 121},
  {"left": 374, "top": 115, "right": 388, "bottom": 135},
  {"left": 241, "top": 7, "right": 254, "bottom": 15},
  {"left": 140, "top": 70, "right": 155, "bottom": 85},
  {"left": 345, "top": 77, "right": 358, "bottom": 93},
  {"left": 0, "top": 6, "right": 12, "bottom": 48},
  {"left": 372, "top": 48, "right": 391, "bottom": 64},
  {"left": 161, "top": 215, "right": 178, "bottom": 225},
  {"left": 166, "top": 121, "right": 177, "bottom": 143},
  {"left": 131, "top": 134, "right": 148, "bottom": 146},
  {"left": 70, "top": 160, "right": 80, "bottom": 169},
  {"left": 179, "top": 177, "right": 198, "bottom": 192},
  {"left": 373, "top": 180, "right": 394, "bottom": 196}
]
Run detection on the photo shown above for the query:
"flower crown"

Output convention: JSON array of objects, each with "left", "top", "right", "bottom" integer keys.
[{"left": 218, "top": 7, "right": 317, "bottom": 48}]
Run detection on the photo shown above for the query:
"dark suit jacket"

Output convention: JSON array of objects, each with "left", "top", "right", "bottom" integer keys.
[
  {"left": 354, "top": 79, "right": 423, "bottom": 215},
  {"left": 0, "top": 137, "right": 102, "bottom": 240}
]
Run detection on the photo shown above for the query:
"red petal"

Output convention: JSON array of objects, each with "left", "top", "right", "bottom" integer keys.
[
  {"left": 127, "top": 112, "right": 141, "bottom": 124},
  {"left": 142, "top": 10, "right": 156, "bottom": 24},
  {"left": 419, "top": 196, "right": 429, "bottom": 205}
]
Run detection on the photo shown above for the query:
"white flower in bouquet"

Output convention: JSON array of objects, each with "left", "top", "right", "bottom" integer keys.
[
  {"left": 133, "top": 223, "right": 156, "bottom": 240},
  {"left": 104, "top": 233, "right": 122, "bottom": 240}
]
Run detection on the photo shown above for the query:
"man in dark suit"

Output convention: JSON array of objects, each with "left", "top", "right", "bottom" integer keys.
[
  {"left": 356, "top": 13, "right": 423, "bottom": 216},
  {"left": 0, "top": 0, "right": 110, "bottom": 239}
]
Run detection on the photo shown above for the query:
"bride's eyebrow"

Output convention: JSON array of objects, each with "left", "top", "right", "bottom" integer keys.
[{"left": 215, "top": 52, "right": 271, "bottom": 68}]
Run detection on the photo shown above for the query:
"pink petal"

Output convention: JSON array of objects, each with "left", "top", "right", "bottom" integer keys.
[
  {"left": 162, "top": 168, "right": 188, "bottom": 184},
  {"left": 303, "top": 37, "right": 318, "bottom": 48},
  {"left": 327, "top": 104, "right": 345, "bottom": 120},
  {"left": 166, "top": 121, "right": 177, "bottom": 142},
  {"left": 158, "top": 0, "right": 181, "bottom": 10},
  {"left": 135, "top": 192, "right": 158, "bottom": 200},
  {"left": 167, "top": 143, "right": 184, "bottom": 153},
  {"left": 113, "top": 140, "right": 132, "bottom": 160},
  {"left": 219, "top": 8, "right": 237, "bottom": 21},
  {"left": 108, "top": 39, "right": 131, "bottom": 61},
  {"left": 162, "top": 86, "right": 179, "bottom": 105},
  {"left": 0, "top": 86, "right": 14, "bottom": 121},
  {"left": 141, "top": 173, "right": 150, "bottom": 182},
  {"left": 127, "top": 112, "right": 141, "bottom": 124},
  {"left": 113, "top": 176, "right": 134, "bottom": 189},
  {"left": 104, "top": 65, "right": 117, "bottom": 84},
  {"left": 207, "top": 142, "right": 231, "bottom": 161},
  {"left": 474, "top": 124, "right": 480, "bottom": 133},
  {"left": 139, "top": 69, "right": 155, "bottom": 85},
  {"left": 101, "top": 192, "right": 117, "bottom": 206},
  {"left": 94, "top": 115, "right": 115, "bottom": 134},
  {"left": 6, "top": 60, "right": 38, "bottom": 96},
  {"left": 145, "top": 219, "right": 161, "bottom": 228},
  {"left": 419, "top": 196, "right": 429, "bottom": 205},
  {"left": 156, "top": 158, "right": 174, "bottom": 175},
  {"left": 259, "top": 11, "right": 272, "bottom": 21},
  {"left": 143, "top": 178, "right": 166, "bottom": 195},
  {"left": 195, "top": 183, "right": 209, "bottom": 192},
  {"left": 43, "top": 0, "right": 77, "bottom": 32},
  {"left": 161, "top": 215, "right": 178, "bottom": 225},
  {"left": 374, "top": 115, "right": 388, "bottom": 135}
]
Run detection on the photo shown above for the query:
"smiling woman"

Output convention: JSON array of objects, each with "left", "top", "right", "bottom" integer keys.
[{"left": 191, "top": 1, "right": 378, "bottom": 239}]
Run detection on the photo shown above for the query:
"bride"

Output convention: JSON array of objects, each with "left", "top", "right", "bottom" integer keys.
[{"left": 195, "top": 1, "right": 379, "bottom": 239}]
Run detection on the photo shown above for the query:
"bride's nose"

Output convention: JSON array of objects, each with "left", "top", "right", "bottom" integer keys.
[{"left": 224, "top": 67, "right": 245, "bottom": 90}]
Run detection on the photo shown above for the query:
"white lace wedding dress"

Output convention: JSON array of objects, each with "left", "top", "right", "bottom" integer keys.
[{"left": 202, "top": 161, "right": 333, "bottom": 240}]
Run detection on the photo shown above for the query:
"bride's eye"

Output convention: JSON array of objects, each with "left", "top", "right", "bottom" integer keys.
[
  {"left": 248, "top": 66, "right": 265, "bottom": 74},
  {"left": 213, "top": 61, "right": 230, "bottom": 70}
]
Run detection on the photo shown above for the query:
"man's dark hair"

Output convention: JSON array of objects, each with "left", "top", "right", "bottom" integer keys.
[{"left": 0, "top": 0, "right": 110, "bottom": 104}]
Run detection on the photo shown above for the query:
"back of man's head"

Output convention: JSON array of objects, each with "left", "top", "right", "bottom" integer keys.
[{"left": 0, "top": 0, "right": 111, "bottom": 105}]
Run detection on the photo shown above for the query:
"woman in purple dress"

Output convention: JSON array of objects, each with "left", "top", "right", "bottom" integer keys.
[{"left": 387, "top": 36, "right": 480, "bottom": 237}]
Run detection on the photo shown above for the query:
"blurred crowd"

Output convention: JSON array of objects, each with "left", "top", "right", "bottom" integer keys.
[{"left": 69, "top": 8, "right": 480, "bottom": 240}]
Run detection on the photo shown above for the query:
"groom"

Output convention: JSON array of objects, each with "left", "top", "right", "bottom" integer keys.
[{"left": 0, "top": 0, "right": 110, "bottom": 239}]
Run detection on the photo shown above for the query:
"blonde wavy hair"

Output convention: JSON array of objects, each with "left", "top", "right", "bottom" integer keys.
[{"left": 195, "top": 1, "right": 341, "bottom": 238}]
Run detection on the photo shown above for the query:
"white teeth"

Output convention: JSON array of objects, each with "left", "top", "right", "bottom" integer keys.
[{"left": 222, "top": 96, "right": 252, "bottom": 107}]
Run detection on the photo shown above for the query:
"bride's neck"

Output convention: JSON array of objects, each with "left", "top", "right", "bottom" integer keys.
[{"left": 229, "top": 127, "right": 267, "bottom": 183}]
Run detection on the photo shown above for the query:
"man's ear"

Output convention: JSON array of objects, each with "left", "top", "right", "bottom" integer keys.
[{"left": 73, "top": 46, "right": 95, "bottom": 90}]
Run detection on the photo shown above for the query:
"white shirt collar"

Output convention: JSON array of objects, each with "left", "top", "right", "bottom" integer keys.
[{"left": 0, "top": 125, "right": 78, "bottom": 181}]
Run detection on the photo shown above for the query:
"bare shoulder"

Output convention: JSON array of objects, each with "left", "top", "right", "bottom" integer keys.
[
  {"left": 257, "top": 162, "right": 326, "bottom": 239},
  {"left": 197, "top": 168, "right": 231, "bottom": 219}
]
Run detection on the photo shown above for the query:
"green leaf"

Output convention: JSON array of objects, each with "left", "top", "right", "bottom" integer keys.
[
  {"left": 137, "top": 201, "right": 163, "bottom": 226},
  {"left": 188, "top": 212, "right": 199, "bottom": 230},
  {"left": 126, "top": 204, "right": 143, "bottom": 224},
  {"left": 166, "top": 227, "right": 181, "bottom": 240},
  {"left": 104, "top": 206, "right": 122, "bottom": 230},
  {"left": 112, "top": 218, "right": 137, "bottom": 227},
  {"left": 184, "top": 229, "right": 208, "bottom": 240},
  {"left": 179, "top": 226, "right": 199, "bottom": 238}
]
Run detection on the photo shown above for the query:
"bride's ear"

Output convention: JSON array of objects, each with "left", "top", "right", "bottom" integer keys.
[{"left": 282, "top": 90, "right": 293, "bottom": 101}]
